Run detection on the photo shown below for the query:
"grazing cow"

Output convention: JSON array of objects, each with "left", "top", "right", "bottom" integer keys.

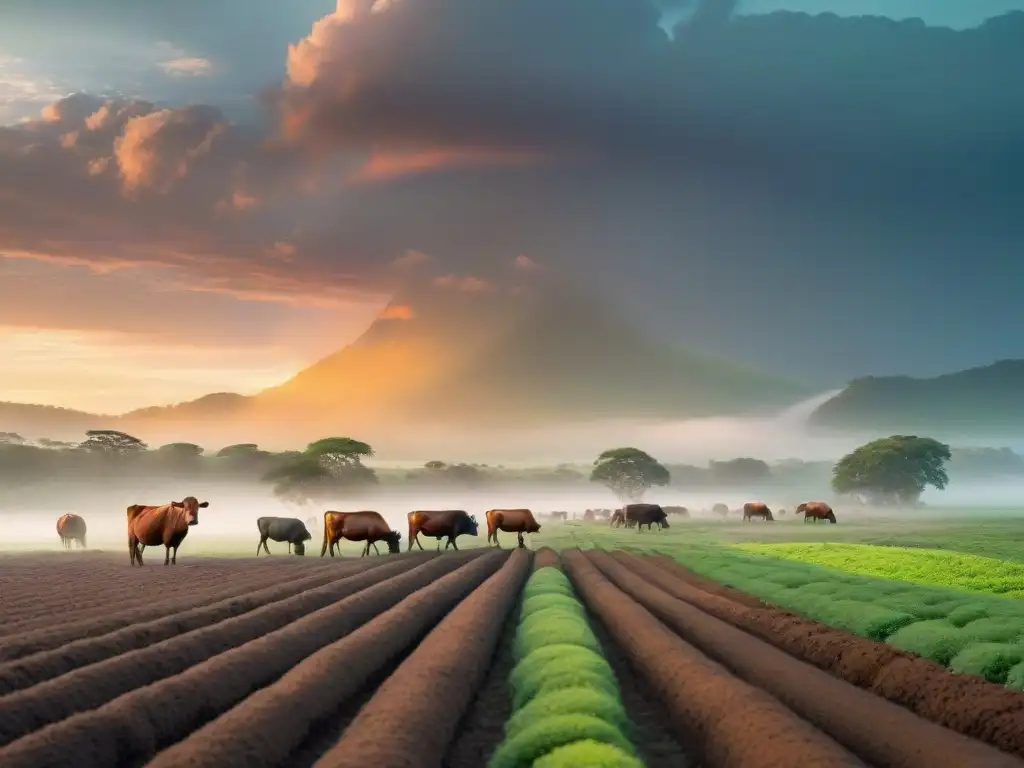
[
  {"left": 798, "top": 501, "right": 837, "bottom": 524},
  {"left": 712, "top": 503, "right": 729, "bottom": 518},
  {"left": 256, "top": 516, "right": 312, "bottom": 556},
  {"left": 127, "top": 497, "right": 208, "bottom": 566},
  {"left": 609, "top": 509, "right": 625, "bottom": 528},
  {"left": 742, "top": 502, "right": 775, "bottom": 522},
  {"left": 664, "top": 505, "right": 690, "bottom": 519},
  {"left": 56, "top": 514, "right": 87, "bottom": 549},
  {"left": 624, "top": 503, "right": 670, "bottom": 531},
  {"left": 322, "top": 511, "right": 402, "bottom": 557},
  {"left": 486, "top": 508, "right": 541, "bottom": 548},
  {"left": 407, "top": 510, "right": 478, "bottom": 551}
]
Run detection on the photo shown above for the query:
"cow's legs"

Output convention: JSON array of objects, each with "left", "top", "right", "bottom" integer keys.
[
  {"left": 171, "top": 545, "right": 180, "bottom": 564},
  {"left": 257, "top": 536, "right": 265, "bottom": 556},
  {"left": 517, "top": 532, "right": 525, "bottom": 549},
  {"left": 448, "top": 535, "right": 459, "bottom": 551},
  {"left": 164, "top": 546, "right": 171, "bottom": 565},
  {"left": 371, "top": 541, "right": 380, "bottom": 555},
  {"left": 129, "top": 536, "right": 136, "bottom": 565},
  {"left": 361, "top": 541, "right": 368, "bottom": 557},
  {"left": 135, "top": 541, "right": 145, "bottom": 566},
  {"left": 262, "top": 538, "right": 272, "bottom": 555}
]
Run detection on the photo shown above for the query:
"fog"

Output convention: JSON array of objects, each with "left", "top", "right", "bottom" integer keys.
[
  {"left": 372, "top": 389, "right": 858, "bottom": 465},
  {"left": 3, "top": 387, "right": 1023, "bottom": 552}
]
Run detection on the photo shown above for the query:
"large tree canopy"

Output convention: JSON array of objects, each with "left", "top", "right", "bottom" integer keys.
[
  {"left": 590, "top": 447, "right": 670, "bottom": 502},
  {"left": 831, "top": 435, "right": 951, "bottom": 505}
]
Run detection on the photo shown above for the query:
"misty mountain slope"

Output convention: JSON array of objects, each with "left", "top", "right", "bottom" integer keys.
[
  {"left": 808, "top": 360, "right": 1024, "bottom": 433},
  {"left": 357, "top": 278, "right": 809, "bottom": 425}
]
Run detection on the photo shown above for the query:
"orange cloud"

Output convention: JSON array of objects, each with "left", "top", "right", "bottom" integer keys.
[
  {"left": 379, "top": 303, "right": 415, "bottom": 320},
  {"left": 347, "top": 147, "right": 543, "bottom": 184},
  {"left": 160, "top": 58, "right": 215, "bottom": 77},
  {"left": 432, "top": 274, "right": 495, "bottom": 293},
  {"left": 514, "top": 254, "right": 539, "bottom": 270}
]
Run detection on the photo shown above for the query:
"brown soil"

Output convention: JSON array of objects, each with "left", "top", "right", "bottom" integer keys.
[
  {"left": 595, "top": 550, "right": 1020, "bottom": 768},
  {"left": 312, "top": 549, "right": 533, "bottom": 768},
  {"left": 586, "top": 603, "right": 695, "bottom": 768},
  {"left": 635, "top": 552, "right": 1024, "bottom": 760},
  {"left": 0, "top": 550, "right": 486, "bottom": 767},
  {"left": 562, "top": 550, "right": 864, "bottom": 768},
  {"left": 443, "top": 588, "right": 522, "bottom": 768},
  {"left": 145, "top": 549, "right": 510, "bottom": 768},
  {"left": 532, "top": 546, "right": 562, "bottom": 571}
]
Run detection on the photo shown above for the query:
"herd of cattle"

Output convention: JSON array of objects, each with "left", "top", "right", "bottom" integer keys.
[{"left": 50, "top": 498, "right": 837, "bottom": 565}]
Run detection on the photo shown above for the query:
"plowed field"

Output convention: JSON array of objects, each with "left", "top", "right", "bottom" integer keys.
[{"left": 1, "top": 547, "right": 1023, "bottom": 768}]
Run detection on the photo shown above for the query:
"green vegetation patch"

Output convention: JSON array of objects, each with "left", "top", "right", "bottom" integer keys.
[
  {"left": 736, "top": 543, "right": 1024, "bottom": 598},
  {"left": 533, "top": 740, "right": 644, "bottom": 768},
  {"left": 667, "top": 542, "right": 1024, "bottom": 684},
  {"left": 490, "top": 569, "right": 642, "bottom": 768}
]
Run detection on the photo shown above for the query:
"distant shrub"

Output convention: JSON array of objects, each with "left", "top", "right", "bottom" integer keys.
[{"left": 532, "top": 740, "right": 644, "bottom": 768}]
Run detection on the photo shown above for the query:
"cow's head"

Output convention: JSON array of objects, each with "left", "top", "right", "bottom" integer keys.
[
  {"left": 294, "top": 541, "right": 306, "bottom": 556},
  {"left": 172, "top": 497, "right": 209, "bottom": 526},
  {"left": 527, "top": 520, "right": 542, "bottom": 534},
  {"left": 384, "top": 530, "right": 402, "bottom": 554},
  {"left": 463, "top": 514, "right": 479, "bottom": 536}
]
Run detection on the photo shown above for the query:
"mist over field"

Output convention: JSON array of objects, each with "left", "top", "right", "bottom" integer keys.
[{"left": 3, "top": 385, "right": 1024, "bottom": 554}]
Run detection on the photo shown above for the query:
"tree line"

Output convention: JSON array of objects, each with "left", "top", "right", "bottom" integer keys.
[{"left": 0, "top": 429, "right": 990, "bottom": 508}]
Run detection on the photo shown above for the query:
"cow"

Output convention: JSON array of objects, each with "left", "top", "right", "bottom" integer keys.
[
  {"left": 798, "top": 501, "right": 837, "bottom": 524},
  {"left": 321, "top": 511, "right": 402, "bottom": 557},
  {"left": 664, "top": 505, "right": 690, "bottom": 519},
  {"left": 257, "top": 517, "right": 312, "bottom": 556},
  {"left": 712, "top": 503, "right": 729, "bottom": 518},
  {"left": 742, "top": 502, "right": 774, "bottom": 522},
  {"left": 583, "top": 509, "right": 597, "bottom": 522},
  {"left": 609, "top": 509, "right": 625, "bottom": 528},
  {"left": 407, "top": 510, "right": 478, "bottom": 551},
  {"left": 127, "top": 497, "right": 208, "bottom": 566},
  {"left": 56, "top": 514, "right": 87, "bottom": 549},
  {"left": 485, "top": 508, "right": 541, "bottom": 549},
  {"left": 624, "top": 503, "right": 670, "bottom": 531}
]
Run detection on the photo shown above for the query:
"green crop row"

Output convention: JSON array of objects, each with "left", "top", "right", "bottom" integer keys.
[
  {"left": 488, "top": 566, "right": 644, "bottom": 768},
  {"left": 735, "top": 542, "right": 1024, "bottom": 597},
  {"left": 660, "top": 544, "right": 1024, "bottom": 690}
]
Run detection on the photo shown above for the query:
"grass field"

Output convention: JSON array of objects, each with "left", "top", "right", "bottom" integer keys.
[{"left": 734, "top": 543, "right": 1024, "bottom": 597}]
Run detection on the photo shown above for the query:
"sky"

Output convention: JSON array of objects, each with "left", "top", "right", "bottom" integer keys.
[{"left": 2, "top": 0, "right": 1024, "bottom": 414}]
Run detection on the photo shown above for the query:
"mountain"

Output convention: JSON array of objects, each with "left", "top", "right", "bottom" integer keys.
[
  {"left": 0, "top": 273, "right": 809, "bottom": 448},
  {"left": 808, "top": 360, "right": 1024, "bottom": 435}
]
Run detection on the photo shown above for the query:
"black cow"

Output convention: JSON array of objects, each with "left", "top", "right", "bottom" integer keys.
[
  {"left": 624, "top": 503, "right": 670, "bottom": 531},
  {"left": 256, "top": 516, "right": 313, "bottom": 555}
]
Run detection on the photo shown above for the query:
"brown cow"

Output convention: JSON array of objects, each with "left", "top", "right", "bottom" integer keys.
[
  {"left": 127, "top": 497, "right": 208, "bottom": 566},
  {"left": 485, "top": 508, "right": 541, "bottom": 549},
  {"left": 609, "top": 509, "right": 626, "bottom": 528},
  {"left": 321, "top": 511, "right": 401, "bottom": 557},
  {"left": 798, "top": 501, "right": 837, "bottom": 523},
  {"left": 407, "top": 510, "right": 479, "bottom": 551},
  {"left": 743, "top": 502, "right": 774, "bottom": 522},
  {"left": 56, "top": 514, "right": 87, "bottom": 549}
]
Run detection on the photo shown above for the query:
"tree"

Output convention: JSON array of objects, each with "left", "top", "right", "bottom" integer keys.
[
  {"left": 590, "top": 447, "right": 671, "bottom": 503},
  {"left": 78, "top": 429, "right": 147, "bottom": 456},
  {"left": 305, "top": 437, "right": 375, "bottom": 474},
  {"left": 155, "top": 443, "right": 205, "bottom": 474},
  {"left": 831, "top": 435, "right": 951, "bottom": 505},
  {"left": 0, "top": 432, "right": 25, "bottom": 445},
  {"left": 424, "top": 460, "right": 447, "bottom": 471},
  {"left": 263, "top": 459, "right": 334, "bottom": 506}
]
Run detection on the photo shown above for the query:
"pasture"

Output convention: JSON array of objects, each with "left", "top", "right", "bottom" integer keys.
[{"left": 3, "top": 507, "right": 1024, "bottom": 765}]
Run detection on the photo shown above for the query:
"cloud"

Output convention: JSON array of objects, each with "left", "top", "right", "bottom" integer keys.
[
  {"left": 514, "top": 254, "right": 540, "bottom": 271},
  {"left": 159, "top": 58, "right": 215, "bottom": 77},
  {"left": 379, "top": 303, "right": 415, "bottom": 320},
  {"left": 432, "top": 274, "right": 496, "bottom": 293},
  {"left": 391, "top": 250, "right": 432, "bottom": 269}
]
